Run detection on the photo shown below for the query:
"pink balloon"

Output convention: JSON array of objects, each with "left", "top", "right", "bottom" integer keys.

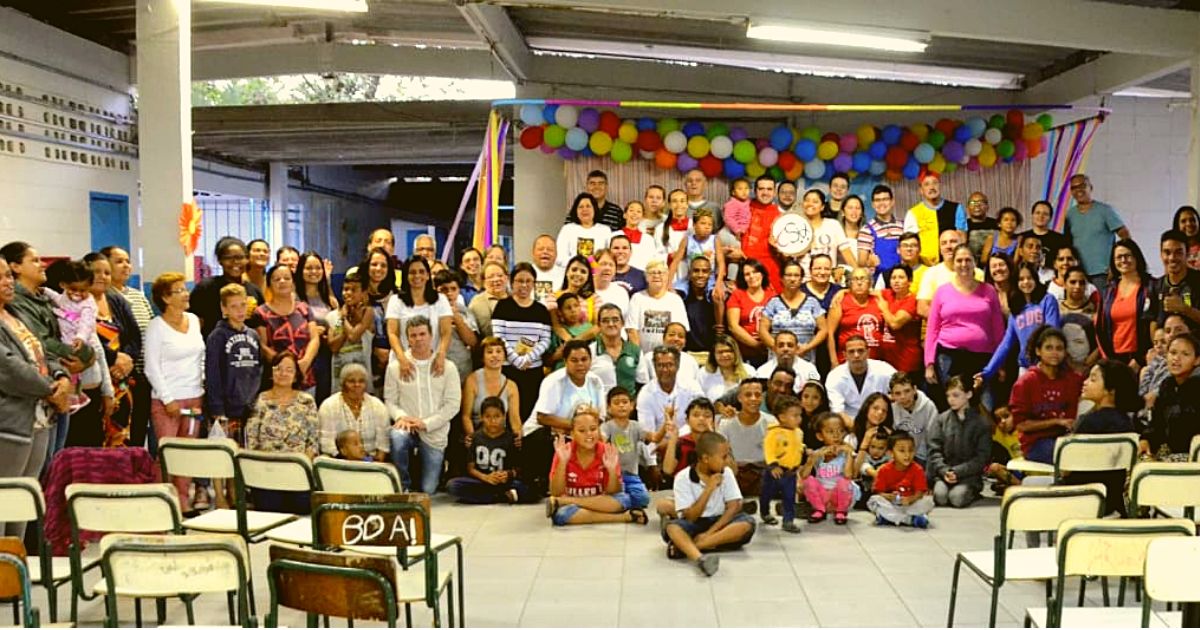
[
  {"left": 540, "top": 143, "right": 556, "bottom": 154},
  {"left": 839, "top": 133, "right": 858, "bottom": 153},
  {"left": 1014, "top": 141, "right": 1028, "bottom": 161},
  {"left": 966, "top": 156, "right": 981, "bottom": 171}
]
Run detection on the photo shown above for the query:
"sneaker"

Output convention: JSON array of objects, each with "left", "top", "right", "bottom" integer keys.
[
  {"left": 742, "top": 499, "right": 758, "bottom": 515},
  {"left": 910, "top": 515, "right": 930, "bottom": 529},
  {"left": 666, "top": 542, "right": 684, "bottom": 560},
  {"left": 760, "top": 514, "right": 779, "bottom": 526},
  {"left": 875, "top": 514, "right": 894, "bottom": 526},
  {"left": 781, "top": 520, "right": 801, "bottom": 533},
  {"left": 505, "top": 488, "right": 519, "bottom": 504},
  {"left": 696, "top": 554, "right": 720, "bottom": 577},
  {"left": 834, "top": 512, "right": 848, "bottom": 525}
]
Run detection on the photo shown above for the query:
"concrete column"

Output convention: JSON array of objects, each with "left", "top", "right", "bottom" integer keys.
[
  {"left": 268, "top": 161, "right": 288, "bottom": 247},
  {"left": 1190, "top": 55, "right": 1200, "bottom": 206},
  {"left": 512, "top": 86, "right": 566, "bottom": 261},
  {"left": 135, "top": 0, "right": 192, "bottom": 282}
]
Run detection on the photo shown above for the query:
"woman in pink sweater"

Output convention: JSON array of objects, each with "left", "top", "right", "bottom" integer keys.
[{"left": 925, "top": 244, "right": 1007, "bottom": 410}]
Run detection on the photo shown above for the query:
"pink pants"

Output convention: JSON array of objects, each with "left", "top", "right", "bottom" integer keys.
[
  {"left": 803, "top": 476, "right": 853, "bottom": 514},
  {"left": 150, "top": 396, "right": 204, "bottom": 508}
]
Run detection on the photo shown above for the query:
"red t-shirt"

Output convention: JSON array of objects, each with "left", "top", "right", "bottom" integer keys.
[
  {"left": 550, "top": 441, "right": 613, "bottom": 497},
  {"left": 1110, "top": 288, "right": 1138, "bottom": 355},
  {"left": 726, "top": 288, "right": 776, "bottom": 352},
  {"left": 835, "top": 292, "right": 884, "bottom": 362},
  {"left": 1009, "top": 365, "right": 1084, "bottom": 454},
  {"left": 873, "top": 461, "right": 928, "bottom": 497},
  {"left": 880, "top": 289, "right": 921, "bottom": 372}
]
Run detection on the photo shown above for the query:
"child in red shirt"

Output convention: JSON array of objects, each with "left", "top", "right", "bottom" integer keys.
[
  {"left": 547, "top": 405, "right": 649, "bottom": 526},
  {"left": 866, "top": 431, "right": 933, "bottom": 528},
  {"left": 1008, "top": 326, "right": 1083, "bottom": 464}
]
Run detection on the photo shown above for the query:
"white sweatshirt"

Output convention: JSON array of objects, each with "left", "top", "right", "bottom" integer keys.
[
  {"left": 383, "top": 351, "right": 461, "bottom": 450},
  {"left": 143, "top": 313, "right": 205, "bottom": 404}
]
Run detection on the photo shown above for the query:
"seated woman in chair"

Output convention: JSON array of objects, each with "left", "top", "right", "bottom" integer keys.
[{"left": 245, "top": 351, "right": 319, "bottom": 513}]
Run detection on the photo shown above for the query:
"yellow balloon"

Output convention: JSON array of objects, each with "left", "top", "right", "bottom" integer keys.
[
  {"left": 618, "top": 122, "right": 638, "bottom": 144},
  {"left": 817, "top": 140, "right": 839, "bottom": 161},
  {"left": 746, "top": 160, "right": 766, "bottom": 178},
  {"left": 912, "top": 124, "right": 930, "bottom": 142},
  {"left": 856, "top": 124, "right": 876, "bottom": 148},
  {"left": 686, "top": 135, "right": 710, "bottom": 159},
  {"left": 929, "top": 153, "right": 946, "bottom": 174},
  {"left": 589, "top": 131, "right": 614, "bottom": 156},
  {"left": 978, "top": 143, "right": 997, "bottom": 168}
]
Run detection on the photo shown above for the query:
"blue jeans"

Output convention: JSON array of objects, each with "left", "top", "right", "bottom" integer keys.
[
  {"left": 390, "top": 429, "right": 446, "bottom": 494},
  {"left": 760, "top": 468, "right": 797, "bottom": 521},
  {"left": 447, "top": 476, "right": 534, "bottom": 504},
  {"left": 622, "top": 472, "right": 650, "bottom": 509},
  {"left": 551, "top": 492, "right": 634, "bottom": 526}
]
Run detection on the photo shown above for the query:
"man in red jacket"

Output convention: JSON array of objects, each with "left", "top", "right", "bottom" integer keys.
[{"left": 741, "top": 176, "right": 782, "bottom": 290}]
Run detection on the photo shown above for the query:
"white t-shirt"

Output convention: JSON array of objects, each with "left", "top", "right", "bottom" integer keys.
[
  {"left": 556, "top": 223, "right": 612, "bottom": 267},
  {"left": 1047, "top": 278, "right": 1097, "bottom": 301},
  {"left": 525, "top": 368, "right": 608, "bottom": 435},
  {"left": 755, "top": 356, "right": 821, "bottom": 391},
  {"left": 385, "top": 293, "right": 453, "bottom": 353},
  {"left": 697, "top": 363, "right": 755, "bottom": 401},
  {"left": 628, "top": 232, "right": 665, "bottom": 271},
  {"left": 594, "top": 284, "right": 630, "bottom": 323},
  {"left": 801, "top": 218, "right": 850, "bottom": 271},
  {"left": 673, "top": 466, "right": 742, "bottom": 519},
  {"left": 534, "top": 265, "right": 565, "bottom": 306},
  {"left": 143, "top": 313, "right": 205, "bottom": 404},
  {"left": 626, "top": 290, "right": 689, "bottom": 351}
]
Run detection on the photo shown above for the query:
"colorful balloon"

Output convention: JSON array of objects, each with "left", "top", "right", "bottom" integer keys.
[
  {"left": 710, "top": 136, "right": 733, "bottom": 159},
  {"left": 729, "top": 127, "right": 750, "bottom": 142},
  {"left": 988, "top": 114, "right": 1005, "bottom": 129},
  {"left": 677, "top": 153, "right": 699, "bottom": 173},
  {"left": 833, "top": 153, "right": 853, "bottom": 173},
  {"left": 902, "top": 158, "right": 920, "bottom": 180},
  {"left": 856, "top": 124, "right": 877, "bottom": 148},
  {"left": 686, "top": 135, "right": 710, "bottom": 159},
  {"left": 869, "top": 160, "right": 886, "bottom": 176},
  {"left": 795, "top": 139, "right": 818, "bottom": 162},
  {"left": 758, "top": 147, "right": 779, "bottom": 167},
  {"left": 565, "top": 127, "right": 588, "bottom": 151},
  {"left": 769, "top": 126, "right": 794, "bottom": 151},
  {"left": 927, "top": 130, "right": 946, "bottom": 150},
  {"left": 705, "top": 123, "right": 729, "bottom": 140},
  {"left": 611, "top": 140, "right": 633, "bottom": 163},
  {"left": 733, "top": 139, "right": 757, "bottom": 164},
  {"left": 589, "top": 131, "right": 614, "bottom": 155},
  {"left": 682, "top": 121, "right": 705, "bottom": 138},
  {"left": 544, "top": 124, "right": 566, "bottom": 148},
  {"left": 817, "top": 140, "right": 839, "bottom": 161},
  {"left": 578, "top": 108, "right": 600, "bottom": 133},
  {"left": 911, "top": 124, "right": 930, "bottom": 142},
  {"left": 1036, "top": 113, "right": 1054, "bottom": 132},
  {"left": 984, "top": 128, "right": 1002, "bottom": 145},
  {"left": 965, "top": 116, "right": 987, "bottom": 138},
  {"left": 657, "top": 118, "right": 680, "bottom": 135},
  {"left": 519, "top": 125, "right": 544, "bottom": 149},
  {"left": 804, "top": 159, "right": 826, "bottom": 180},
  {"left": 618, "top": 122, "right": 638, "bottom": 144},
  {"left": 928, "top": 153, "right": 946, "bottom": 174},
  {"left": 542, "top": 104, "right": 559, "bottom": 125},
  {"left": 1006, "top": 109, "right": 1025, "bottom": 129},
  {"left": 914, "top": 143, "right": 935, "bottom": 164},
  {"left": 663, "top": 131, "right": 687, "bottom": 154},
  {"left": 699, "top": 155, "right": 723, "bottom": 178},
  {"left": 768, "top": 165, "right": 785, "bottom": 182},
  {"left": 885, "top": 146, "right": 908, "bottom": 170},
  {"left": 996, "top": 139, "right": 1016, "bottom": 159},
  {"left": 881, "top": 125, "right": 902, "bottom": 146},
  {"left": 953, "top": 123, "right": 973, "bottom": 143},
  {"left": 723, "top": 157, "right": 746, "bottom": 179},
  {"left": 899, "top": 130, "right": 919, "bottom": 152},
  {"left": 556, "top": 147, "right": 576, "bottom": 160},
  {"left": 519, "top": 105, "right": 544, "bottom": 126},
  {"left": 868, "top": 141, "right": 887, "bottom": 160},
  {"left": 852, "top": 151, "right": 871, "bottom": 173},
  {"left": 655, "top": 147, "right": 677, "bottom": 169},
  {"left": 598, "top": 112, "right": 621, "bottom": 137},
  {"left": 941, "top": 140, "right": 964, "bottom": 164},
  {"left": 801, "top": 126, "right": 822, "bottom": 143},
  {"left": 838, "top": 133, "right": 858, "bottom": 153},
  {"left": 978, "top": 143, "right": 997, "bottom": 168},
  {"left": 636, "top": 117, "right": 656, "bottom": 131},
  {"left": 964, "top": 138, "right": 983, "bottom": 157},
  {"left": 554, "top": 105, "right": 578, "bottom": 129},
  {"left": 1021, "top": 123, "right": 1043, "bottom": 142},
  {"left": 636, "top": 129, "right": 661, "bottom": 152},
  {"left": 777, "top": 151, "right": 797, "bottom": 172},
  {"left": 746, "top": 161, "right": 766, "bottom": 178}
]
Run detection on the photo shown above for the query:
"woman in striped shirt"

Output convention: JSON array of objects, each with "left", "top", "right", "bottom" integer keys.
[{"left": 491, "top": 262, "right": 552, "bottom": 423}]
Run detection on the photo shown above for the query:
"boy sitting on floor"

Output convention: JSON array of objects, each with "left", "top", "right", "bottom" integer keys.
[
  {"left": 447, "top": 396, "right": 533, "bottom": 504},
  {"left": 663, "top": 431, "right": 756, "bottom": 577},
  {"left": 866, "top": 431, "right": 933, "bottom": 528}
]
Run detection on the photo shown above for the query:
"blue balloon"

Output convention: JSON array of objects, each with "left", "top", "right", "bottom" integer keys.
[
  {"left": 565, "top": 127, "right": 588, "bottom": 151},
  {"left": 953, "top": 124, "right": 973, "bottom": 143},
  {"left": 519, "top": 104, "right": 544, "bottom": 126},
  {"left": 869, "top": 159, "right": 886, "bottom": 176},
  {"left": 581, "top": 146, "right": 594, "bottom": 158},
  {"left": 542, "top": 104, "right": 558, "bottom": 124},
  {"left": 902, "top": 158, "right": 921, "bottom": 180},
  {"left": 868, "top": 140, "right": 887, "bottom": 160},
  {"left": 804, "top": 159, "right": 826, "bottom": 180},
  {"left": 723, "top": 157, "right": 746, "bottom": 180},
  {"left": 795, "top": 138, "right": 818, "bottom": 162},
  {"left": 682, "top": 121, "right": 706, "bottom": 137},
  {"left": 852, "top": 151, "right": 872, "bottom": 173},
  {"left": 881, "top": 125, "right": 903, "bottom": 146},
  {"left": 769, "top": 126, "right": 794, "bottom": 151},
  {"left": 966, "top": 116, "right": 987, "bottom": 139},
  {"left": 636, "top": 117, "right": 656, "bottom": 131},
  {"left": 914, "top": 143, "right": 935, "bottom": 164}
]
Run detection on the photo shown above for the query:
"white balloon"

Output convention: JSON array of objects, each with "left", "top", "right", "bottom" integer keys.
[
  {"left": 964, "top": 138, "right": 983, "bottom": 156},
  {"left": 554, "top": 105, "right": 579, "bottom": 129},
  {"left": 710, "top": 135, "right": 733, "bottom": 159},
  {"left": 519, "top": 104, "right": 544, "bottom": 126},
  {"left": 984, "top": 128, "right": 1002, "bottom": 145},
  {"left": 639, "top": 149, "right": 655, "bottom": 160},
  {"left": 663, "top": 130, "right": 687, "bottom": 154}
]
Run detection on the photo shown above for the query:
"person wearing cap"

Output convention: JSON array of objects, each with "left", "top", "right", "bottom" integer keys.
[{"left": 904, "top": 171, "right": 966, "bottom": 267}]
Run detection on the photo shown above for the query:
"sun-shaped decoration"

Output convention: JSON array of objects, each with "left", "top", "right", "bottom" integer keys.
[{"left": 178, "top": 200, "right": 202, "bottom": 256}]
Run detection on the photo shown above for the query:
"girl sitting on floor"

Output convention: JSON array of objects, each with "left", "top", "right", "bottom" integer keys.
[{"left": 547, "top": 404, "right": 649, "bottom": 527}]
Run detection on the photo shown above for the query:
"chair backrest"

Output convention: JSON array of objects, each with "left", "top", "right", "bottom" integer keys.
[
  {"left": 158, "top": 437, "right": 238, "bottom": 479},
  {"left": 0, "top": 477, "right": 43, "bottom": 525},
  {"left": 1054, "top": 433, "right": 1139, "bottom": 475},
  {"left": 310, "top": 492, "right": 431, "bottom": 549},
  {"left": 1144, "top": 537, "right": 1200, "bottom": 605},
  {"left": 1056, "top": 518, "right": 1195, "bottom": 579},
  {"left": 1129, "top": 462, "right": 1200, "bottom": 514},
  {"left": 313, "top": 457, "right": 402, "bottom": 494},
  {"left": 66, "top": 483, "right": 182, "bottom": 535},
  {"left": 1191, "top": 434, "right": 1200, "bottom": 462},
  {"left": 999, "top": 483, "right": 1106, "bottom": 534},
  {"left": 0, "top": 538, "right": 36, "bottom": 628},
  {"left": 267, "top": 544, "right": 397, "bottom": 625},
  {"left": 236, "top": 450, "right": 315, "bottom": 492},
  {"left": 99, "top": 533, "right": 249, "bottom": 596}
]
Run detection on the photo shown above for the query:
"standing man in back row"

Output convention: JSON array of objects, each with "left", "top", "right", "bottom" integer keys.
[
  {"left": 583, "top": 170, "right": 627, "bottom": 232},
  {"left": 904, "top": 172, "right": 966, "bottom": 267},
  {"left": 1064, "top": 173, "right": 1130, "bottom": 289}
]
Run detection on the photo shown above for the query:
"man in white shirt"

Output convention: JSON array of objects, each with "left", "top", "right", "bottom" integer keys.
[
  {"left": 826, "top": 335, "right": 896, "bottom": 427},
  {"left": 413, "top": 234, "right": 437, "bottom": 264},
  {"left": 531, "top": 234, "right": 564, "bottom": 309},
  {"left": 524, "top": 339, "right": 607, "bottom": 492},
  {"left": 637, "top": 345, "right": 703, "bottom": 482},
  {"left": 754, "top": 331, "right": 820, "bottom": 390},
  {"left": 384, "top": 316, "right": 461, "bottom": 494}
]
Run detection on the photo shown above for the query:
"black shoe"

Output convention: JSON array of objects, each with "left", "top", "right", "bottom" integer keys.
[
  {"left": 761, "top": 514, "right": 779, "bottom": 525},
  {"left": 742, "top": 499, "right": 758, "bottom": 515}
]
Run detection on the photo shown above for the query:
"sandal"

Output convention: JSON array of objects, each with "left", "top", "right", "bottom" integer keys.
[
  {"left": 834, "top": 512, "right": 848, "bottom": 525},
  {"left": 545, "top": 497, "right": 558, "bottom": 518},
  {"left": 629, "top": 509, "right": 648, "bottom": 525},
  {"left": 808, "top": 510, "right": 826, "bottom": 523},
  {"left": 666, "top": 542, "right": 684, "bottom": 560}
]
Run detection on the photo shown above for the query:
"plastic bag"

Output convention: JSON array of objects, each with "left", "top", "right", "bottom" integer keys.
[{"left": 208, "top": 418, "right": 226, "bottom": 441}]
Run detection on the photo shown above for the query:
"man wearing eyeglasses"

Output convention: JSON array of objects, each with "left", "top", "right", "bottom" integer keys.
[
  {"left": 963, "top": 192, "right": 998, "bottom": 264},
  {"left": 1064, "top": 174, "right": 1130, "bottom": 289}
]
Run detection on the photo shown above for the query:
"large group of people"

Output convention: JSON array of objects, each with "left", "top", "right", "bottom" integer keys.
[{"left": 1, "top": 164, "right": 1195, "bottom": 577}]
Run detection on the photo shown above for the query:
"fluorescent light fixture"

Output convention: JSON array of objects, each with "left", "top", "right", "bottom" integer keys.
[
  {"left": 747, "top": 21, "right": 928, "bottom": 53},
  {"left": 528, "top": 37, "right": 1022, "bottom": 90},
  {"left": 1113, "top": 87, "right": 1191, "bottom": 99},
  {"left": 194, "top": 0, "right": 368, "bottom": 12}
]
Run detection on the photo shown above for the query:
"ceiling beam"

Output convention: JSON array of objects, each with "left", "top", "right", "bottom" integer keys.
[
  {"left": 1019, "top": 53, "right": 1190, "bottom": 104},
  {"left": 191, "top": 42, "right": 508, "bottom": 81},
  {"left": 456, "top": 2, "right": 533, "bottom": 82},
  {"left": 493, "top": 0, "right": 1200, "bottom": 57}
]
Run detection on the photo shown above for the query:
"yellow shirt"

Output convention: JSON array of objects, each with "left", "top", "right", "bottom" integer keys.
[
  {"left": 905, "top": 203, "right": 941, "bottom": 267},
  {"left": 993, "top": 427, "right": 1023, "bottom": 461},
  {"left": 764, "top": 425, "right": 804, "bottom": 469}
]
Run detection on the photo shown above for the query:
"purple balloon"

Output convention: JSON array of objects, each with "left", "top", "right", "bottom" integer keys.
[
  {"left": 677, "top": 153, "right": 699, "bottom": 172},
  {"left": 557, "top": 147, "right": 577, "bottom": 160},
  {"left": 942, "top": 140, "right": 965, "bottom": 164},
  {"left": 729, "top": 127, "right": 749, "bottom": 142},
  {"left": 832, "top": 152, "right": 853, "bottom": 173},
  {"left": 577, "top": 108, "right": 600, "bottom": 133},
  {"left": 540, "top": 143, "right": 556, "bottom": 154},
  {"left": 839, "top": 133, "right": 857, "bottom": 153}
]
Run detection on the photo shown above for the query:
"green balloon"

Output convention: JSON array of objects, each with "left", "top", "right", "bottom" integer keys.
[
  {"left": 801, "top": 126, "right": 822, "bottom": 143},
  {"left": 544, "top": 125, "right": 566, "bottom": 148},
  {"left": 928, "top": 130, "right": 946, "bottom": 150},
  {"left": 768, "top": 165, "right": 785, "bottom": 181},
  {"left": 705, "top": 123, "right": 729, "bottom": 140},
  {"left": 944, "top": 162, "right": 958, "bottom": 173},
  {"left": 1036, "top": 113, "right": 1054, "bottom": 132},
  {"left": 997, "top": 139, "right": 1016, "bottom": 158},
  {"left": 657, "top": 118, "right": 680, "bottom": 136},
  {"left": 988, "top": 114, "right": 1005, "bottom": 129},
  {"left": 611, "top": 140, "right": 633, "bottom": 163},
  {"left": 733, "top": 139, "right": 757, "bottom": 164}
]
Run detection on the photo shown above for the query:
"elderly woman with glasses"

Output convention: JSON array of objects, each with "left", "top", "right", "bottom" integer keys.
[{"left": 317, "top": 363, "right": 389, "bottom": 461}]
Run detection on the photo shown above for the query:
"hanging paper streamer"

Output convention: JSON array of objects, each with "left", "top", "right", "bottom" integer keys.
[
  {"left": 1040, "top": 116, "right": 1104, "bottom": 231},
  {"left": 473, "top": 110, "right": 510, "bottom": 250},
  {"left": 503, "top": 99, "right": 1100, "bottom": 183},
  {"left": 178, "top": 199, "right": 202, "bottom": 256}
]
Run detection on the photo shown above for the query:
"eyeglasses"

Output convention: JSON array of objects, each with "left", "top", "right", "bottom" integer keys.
[
  {"left": 599, "top": 317, "right": 622, "bottom": 324},
  {"left": 1114, "top": 253, "right": 1135, "bottom": 261},
  {"left": 967, "top": 200, "right": 987, "bottom": 207}
]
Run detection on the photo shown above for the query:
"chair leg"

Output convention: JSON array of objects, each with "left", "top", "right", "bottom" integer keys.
[
  {"left": 1118, "top": 577, "right": 1127, "bottom": 607},
  {"left": 135, "top": 597, "right": 144, "bottom": 627},
  {"left": 405, "top": 603, "right": 412, "bottom": 628},
  {"left": 70, "top": 582, "right": 78, "bottom": 624},
  {"left": 106, "top": 593, "right": 119, "bottom": 628},
  {"left": 12, "top": 601, "right": 18, "bottom": 626},
  {"left": 45, "top": 582, "right": 57, "bottom": 623},
  {"left": 455, "top": 541, "right": 465, "bottom": 627},
  {"left": 1077, "top": 577, "right": 1087, "bottom": 607},
  {"left": 1100, "top": 577, "right": 1110, "bottom": 607},
  {"left": 448, "top": 580, "right": 456, "bottom": 629},
  {"left": 989, "top": 585, "right": 1000, "bottom": 628},
  {"left": 227, "top": 590, "right": 236, "bottom": 626},
  {"left": 306, "top": 612, "right": 318, "bottom": 627},
  {"left": 156, "top": 596, "right": 167, "bottom": 624},
  {"left": 246, "top": 575, "right": 258, "bottom": 618},
  {"left": 947, "top": 557, "right": 963, "bottom": 627},
  {"left": 433, "top": 595, "right": 441, "bottom": 628},
  {"left": 185, "top": 596, "right": 195, "bottom": 626}
]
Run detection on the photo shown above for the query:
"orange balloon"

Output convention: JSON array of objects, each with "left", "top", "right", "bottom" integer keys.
[{"left": 654, "top": 147, "right": 677, "bottom": 170}]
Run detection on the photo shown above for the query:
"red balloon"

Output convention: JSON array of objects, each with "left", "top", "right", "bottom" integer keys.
[
  {"left": 519, "top": 126, "right": 544, "bottom": 150},
  {"left": 885, "top": 169, "right": 902, "bottom": 182},
  {"left": 934, "top": 118, "right": 957, "bottom": 137},
  {"left": 821, "top": 132, "right": 840, "bottom": 144},
  {"left": 899, "top": 130, "right": 919, "bottom": 152},
  {"left": 599, "top": 112, "right": 621, "bottom": 137},
  {"left": 699, "top": 155, "right": 723, "bottom": 178},
  {"left": 885, "top": 146, "right": 908, "bottom": 170},
  {"left": 636, "top": 129, "right": 661, "bottom": 152},
  {"left": 1006, "top": 109, "right": 1025, "bottom": 129},
  {"left": 777, "top": 151, "right": 797, "bottom": 171},
  {"left": 654, "top": 147, "right": 677, "bottom": 170},
  {"left": 1003, "top": 122, "right": 1022, "bottom": 141}
]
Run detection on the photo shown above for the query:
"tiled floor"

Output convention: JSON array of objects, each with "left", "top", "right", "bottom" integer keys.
[{"left": 30, "top": 489, "right": 1135, "bottom": 628}]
